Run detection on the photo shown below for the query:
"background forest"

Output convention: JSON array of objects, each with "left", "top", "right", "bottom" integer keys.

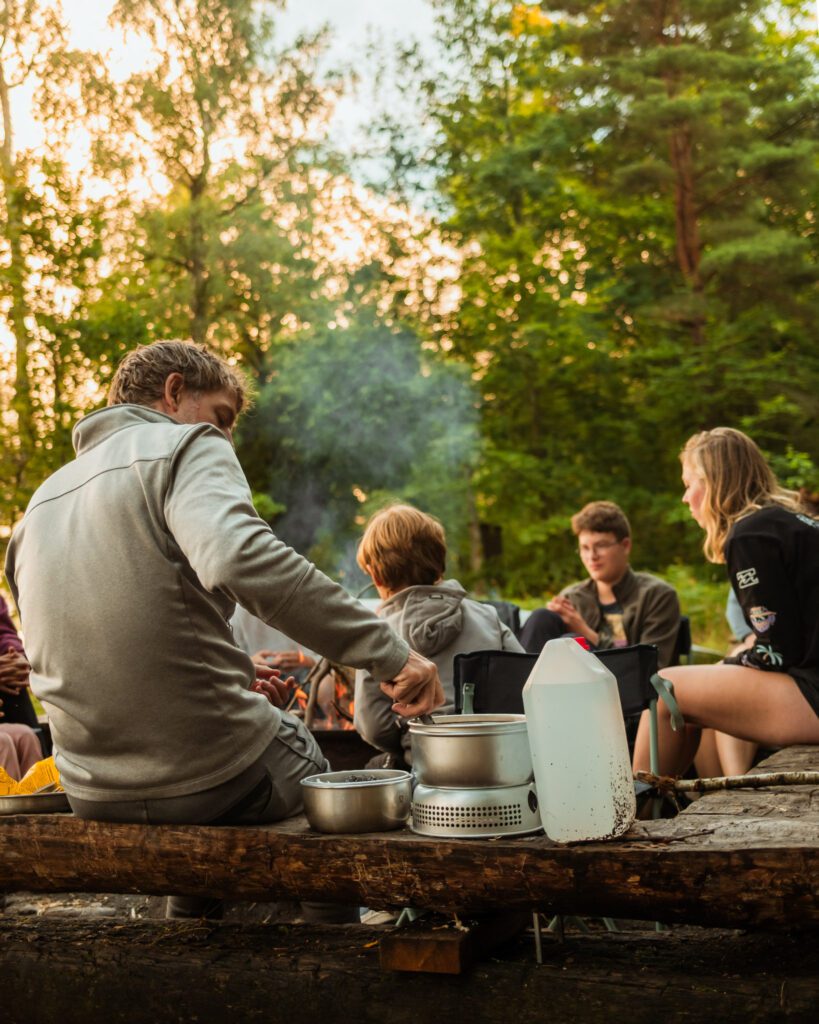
[{"left": 1, "top": 0, "right": 817, "bottom": 646}]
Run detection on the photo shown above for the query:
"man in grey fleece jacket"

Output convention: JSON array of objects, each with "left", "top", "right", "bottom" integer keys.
[{"left": 4, "top": 342, "right": 441, "bottom": 859}]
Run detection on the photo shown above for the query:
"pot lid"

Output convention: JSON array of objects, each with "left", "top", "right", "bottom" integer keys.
[{"left": 408, "top": 713, "right": 527, "bottom": 736}]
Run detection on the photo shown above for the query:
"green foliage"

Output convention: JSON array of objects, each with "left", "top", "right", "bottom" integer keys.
[
  {"left": 84, "top": 0, "right": 339, "bottom": 373},
  {"left": 251, "top": 491, "right": 287, "bottom": 524},
  {"left": 661, "top": 563, "right": 734, "bottom": 654},
  {"left": 2, "top": 0, "right": 818, "bottom": 611},
  {"left": 0, "top": 3, "right": 111, "bottom": 530},
  {"left": 236, "top": 315, "right": 478, "bottom": 581},
  {"left": 369, "top": 0, "right": 819, "bottom": 591}
]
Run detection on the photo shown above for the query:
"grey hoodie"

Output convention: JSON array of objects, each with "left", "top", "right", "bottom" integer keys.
[
  {"left": 5, "top": 404, "right": 409, "bottom": 801},
  {"left": 354, "top": 580, "right": 523, "bottom": 757}
]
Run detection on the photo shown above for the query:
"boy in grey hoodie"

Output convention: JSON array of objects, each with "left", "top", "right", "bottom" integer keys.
[{"left": 354, "top": 504, "right": 523, "bottom": 764}]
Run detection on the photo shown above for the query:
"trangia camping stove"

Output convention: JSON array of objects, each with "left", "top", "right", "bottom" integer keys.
[{"left": 408, "top": 715, "right": 542, "bottom": 839}]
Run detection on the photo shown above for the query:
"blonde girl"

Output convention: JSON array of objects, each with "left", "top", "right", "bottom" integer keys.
[{"left": 633, "top": 428, "right": 819, "bottom": 776}]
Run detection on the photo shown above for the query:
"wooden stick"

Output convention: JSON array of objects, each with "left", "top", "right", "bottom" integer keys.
[
  {"left": 635, "top": 770, "right": 819, "bottom": 794},
  {"left": 302, "top": 657, "right": 332, "bottom": 728}
]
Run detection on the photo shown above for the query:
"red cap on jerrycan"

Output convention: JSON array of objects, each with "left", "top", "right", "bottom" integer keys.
[{"left": 573, "top": 636, "right": 591, "bottom": 650}]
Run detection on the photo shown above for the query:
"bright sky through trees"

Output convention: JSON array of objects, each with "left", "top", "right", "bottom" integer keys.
[
  {"left": 14, "top": 0, "right": 437, "bottom": 153},
  {"left": 2, "top": 0, "right": 817, "bottom": 600}
]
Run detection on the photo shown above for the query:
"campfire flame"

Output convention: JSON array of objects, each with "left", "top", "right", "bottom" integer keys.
[
  {"left": 292, "top": 666, "right": 356, "bottom": 731},
  {"left": 332, "top": 674, "right": 355, "bottom": 730}
]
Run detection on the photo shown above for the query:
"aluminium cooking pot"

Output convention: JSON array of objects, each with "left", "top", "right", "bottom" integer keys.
[
  {"left": 300, "top": 769, "right": 411, "bottom": 833},
  {"left": 409, "top": 714, "right": 533, "bottom": 789}
]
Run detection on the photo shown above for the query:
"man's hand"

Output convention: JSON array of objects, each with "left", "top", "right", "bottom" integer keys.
[
  {"left": 251, "top": 665, "right": 294, "bottom": 709},
  {"left": 0, "top": 650, "right": 31, "bottom": 696},
  {"left": 546, "top": 595, "right": 599, "bottom": 646},
  {"left": 252, "top": 648, "right": 314, "bottom": 672},
  {"left": 380, "top": 648, "right": 444, "bottom": 719}
]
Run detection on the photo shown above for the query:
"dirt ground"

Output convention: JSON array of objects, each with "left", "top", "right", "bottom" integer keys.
[
  {"left": 0, "top": 889, "right": 708, "bottom": 936},
  {"left": 0, "top": 890, "right": 324, "bottom": 924}
]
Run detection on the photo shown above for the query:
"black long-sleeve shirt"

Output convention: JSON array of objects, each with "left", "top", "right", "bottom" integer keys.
[{"left": 723, "top": 505, "right": 819, "bottom": 716}]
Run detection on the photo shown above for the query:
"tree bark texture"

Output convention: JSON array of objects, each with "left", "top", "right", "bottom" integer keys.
[
  {"left": 661, "top": 0, "right": 706, "bottom": 346},
  {"left": 0, "top": 918, "right": 816, "bottom": 1024}
]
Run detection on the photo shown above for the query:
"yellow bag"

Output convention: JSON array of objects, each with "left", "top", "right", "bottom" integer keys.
[{"left": 0, "top": 756, "right": 62, "bottom": 796}]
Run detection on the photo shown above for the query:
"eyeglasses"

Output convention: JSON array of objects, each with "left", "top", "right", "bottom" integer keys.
[{"left": 579, "top": 540, "right": 621, "bottom": 557}]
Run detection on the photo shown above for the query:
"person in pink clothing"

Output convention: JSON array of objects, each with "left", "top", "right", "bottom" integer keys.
[
  {"left": 0, "top": 723, "right": 41, "bottom": 780},
  {"left": 0, "top": 594, "right": 42, "bottom": 779},
  {"left": 0, "top": 594, "right": 38, "bottom": 726}
]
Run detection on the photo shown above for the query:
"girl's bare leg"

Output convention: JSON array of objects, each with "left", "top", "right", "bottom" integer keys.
[
  {"left": 714, "top": 733, "right": 758, "bottom": 776},
  {"left": 633, "top": 665, "right": 819, "bottom": 776},
  {"left": 694, "top": 728, "right": 723, "bottom": 778},
  {"left": 694, "top": 729, "right": 757, "bottom": 777},
  {"left": 633, "top": 713, "right": 701, "bottom": 776}
]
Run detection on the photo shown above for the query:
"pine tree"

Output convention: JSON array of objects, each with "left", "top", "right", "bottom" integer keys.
[{"left": 383, "top": 0, "right": 819, "bottom": 589}]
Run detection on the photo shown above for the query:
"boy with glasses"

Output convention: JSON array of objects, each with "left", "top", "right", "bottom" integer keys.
[{"left": 519, "top": 501, "right": 680, "bottom": 668}]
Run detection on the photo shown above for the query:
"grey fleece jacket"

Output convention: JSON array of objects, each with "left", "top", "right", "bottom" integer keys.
[
  {"left": 354, "top": 580, "right": 523, "bottom": 757},
  {"left": 4, "top": 405, "right": 409, "bottom": 801}
]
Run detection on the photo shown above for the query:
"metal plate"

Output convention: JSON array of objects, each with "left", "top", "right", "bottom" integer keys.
[{"left": 0, "top": 792, "right": 71, "bottom": 815}]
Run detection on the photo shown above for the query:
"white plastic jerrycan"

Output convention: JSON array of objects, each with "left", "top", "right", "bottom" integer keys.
[{"left": 522, "top": 637, "right": 636, "bottom": 843}]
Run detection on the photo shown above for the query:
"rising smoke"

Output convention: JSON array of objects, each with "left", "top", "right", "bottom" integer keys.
[{"left": 239, "top": 319, "right": 479, "bottom": 585}]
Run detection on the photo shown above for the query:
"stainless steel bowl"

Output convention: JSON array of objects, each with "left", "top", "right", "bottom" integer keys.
[
  {"left": 409, "top": 714, "right": 533, "bottom": 789},
  {"left": 300, "top": 769, "right": 412, "bottom": 833},
  {"left": 0, "top": 792, "right": 71, "bottom": 815}
]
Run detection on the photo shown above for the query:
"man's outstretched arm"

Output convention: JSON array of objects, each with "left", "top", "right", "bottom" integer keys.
[{"left": 380, "top": 648, "right": 444, "bottom": 719}]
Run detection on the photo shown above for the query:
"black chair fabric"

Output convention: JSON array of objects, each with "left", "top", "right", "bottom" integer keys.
[
  {"left": 453, "top": 644, "right": 659, "bottom": 719},
  {"left": 0, "top": 688, "right": 39, "bottom": 729},
  {"left": 673, "top": 614, "right": 692, "bottom": 665},
  {"left": 480, "top": 599, "right": 521, "bottom": 636}
]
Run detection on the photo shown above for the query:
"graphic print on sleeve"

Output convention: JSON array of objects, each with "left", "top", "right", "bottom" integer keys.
[
  {"left": 735, "top": 567, "right": 759, "bottom": 589},
  {"left": 749, "top": 606, "right": 777, "bottom": 633}
]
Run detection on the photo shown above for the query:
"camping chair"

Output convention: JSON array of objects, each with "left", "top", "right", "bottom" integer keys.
[
  {"left": 453, "top": 644, "right": 683, "bottom": 777},
  {"left": 479, "top": 599, "right": 521, "bottom": 635},
  {"left": 673, "top": 614, "right": 724, "bottom": 666},
  {"left": 0, "top": 688, "right": 51, "bottom": 758},
  {"left": 673, "top": 615, "right": 693, "bottom": 665}
]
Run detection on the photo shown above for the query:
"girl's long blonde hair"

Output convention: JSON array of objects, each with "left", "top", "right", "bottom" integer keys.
[{"left": 681, "top": 428, "right": 803, "bottom": 563}]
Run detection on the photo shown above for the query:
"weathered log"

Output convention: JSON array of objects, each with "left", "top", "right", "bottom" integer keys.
[
  {"left": 1, "top": 746, "right": 817, "bottom": 930},
  {"left": 0, "top": 917, "right": 817, "bottom": 1024}
]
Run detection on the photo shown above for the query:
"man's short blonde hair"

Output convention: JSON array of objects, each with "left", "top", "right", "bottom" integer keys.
[
  {"left": 356, "top": 503, "right": 446, "bottom": 592},
  {"left": 107, "top": 340, "right": 250, "bottom": 412}
]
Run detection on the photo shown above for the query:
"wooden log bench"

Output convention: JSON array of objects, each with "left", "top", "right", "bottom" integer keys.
[
  {"left": 2, "top": 746, "right": 818, "bottom": 931},
  {"left": 1, "top": 917, "right": 818, "bottom": 1024}
]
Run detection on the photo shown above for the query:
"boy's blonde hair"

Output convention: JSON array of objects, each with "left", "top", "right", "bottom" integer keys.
[
  {"left": 108, "top": 340, "right": 250, "bottom": 412},
  {"left": 356, "top": 503, "right": 446, "bottom": 592},
  {"left": 681, "top": 427, "right": 803, "bottom": 563}
]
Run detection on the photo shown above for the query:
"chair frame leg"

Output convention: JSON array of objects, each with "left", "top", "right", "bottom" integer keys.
[
  {"left": 648, "top": 698, "right": 660, "bottom": 777},
  {"left": 648, "top": 697, "right": 670, "bottom": 932},
  {"left": 533, "top": 911, "right": 543, "bottom": 963}
]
